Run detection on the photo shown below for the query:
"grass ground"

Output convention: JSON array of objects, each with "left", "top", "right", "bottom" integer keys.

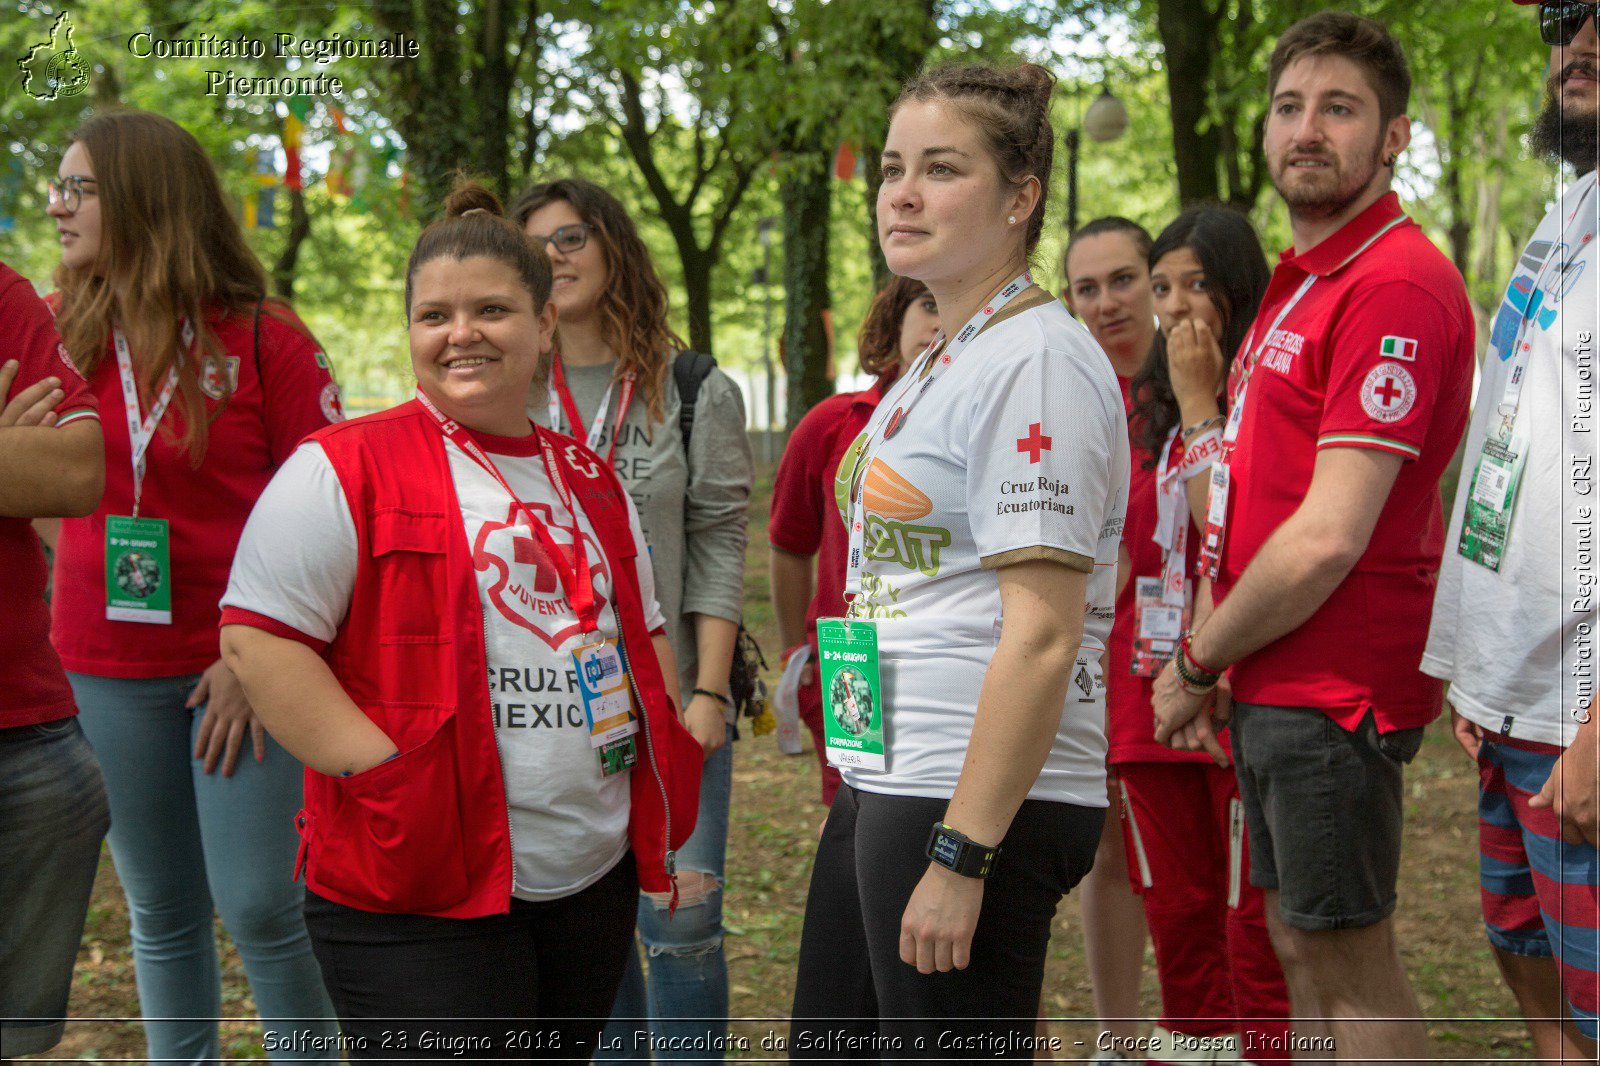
[{"left": 33, "top": 467, "right": 1544, "bottom": 1062}]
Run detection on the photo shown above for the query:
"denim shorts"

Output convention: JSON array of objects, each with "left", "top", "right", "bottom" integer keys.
[
  {"left": 1230, "top": 703, "right": 1421, "bottom": 931},
  {"left": 0, "top": 716, "right": 109, "bottom": 1056}
]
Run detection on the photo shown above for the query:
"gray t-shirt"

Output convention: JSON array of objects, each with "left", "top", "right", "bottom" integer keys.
[{"left": 530, "top": 357, "right": 752, "bottom": 694}]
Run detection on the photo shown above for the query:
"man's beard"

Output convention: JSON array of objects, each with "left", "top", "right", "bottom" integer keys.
[
  {"left": 1271, "top": 140, "right": 1384, "bottom": 223},
  {"left": 1531, "top": 60, "right": 1600, "bottom": 173}
]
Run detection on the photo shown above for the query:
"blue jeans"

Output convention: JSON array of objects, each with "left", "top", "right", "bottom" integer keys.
[
  {"left": 0, "top": 716, "right": 109, "bottom": 1056},
  {"left": 70, "top": 672, "right": 337, "bottom": 1064},
  {"left": 600, "top": 726, "right": 732, "bottom": 1062}
]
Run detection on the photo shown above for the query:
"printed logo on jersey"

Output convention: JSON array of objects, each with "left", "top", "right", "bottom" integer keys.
[
  {"left": 1259, "top": 329, "right": 1305, "bottom": 375},
  {"left": 859, "top": 460, "right": 951, "bottom": 577},
  {"left": 834, "top": 431, "right": 869, "bottom": 523},
  {"left": 1490, "top": 234, "right": 1592, "bottom": 360},
  {"left": 472, "top": 501, "right": 611, "bottom": 650},
  {"left": 1360, "top": 362, "right": 1417, "bottom": 423},
  {"left": 319, "top": 381, "right": 345, "bottom": 423},
  {"left": 199, "top": 356, "right": 240, "bottom": 400}
]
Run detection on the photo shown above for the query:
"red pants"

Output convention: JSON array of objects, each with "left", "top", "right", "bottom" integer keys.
[{"left": 1117, "top": 761, "right": 1290, "bottom": 1060}]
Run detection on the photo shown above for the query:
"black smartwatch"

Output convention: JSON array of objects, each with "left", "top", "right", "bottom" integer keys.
[{"left": 925, "top": 822, "right": 1000, "bottom": 879}]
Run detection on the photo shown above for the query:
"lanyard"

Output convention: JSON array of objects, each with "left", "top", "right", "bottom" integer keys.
[
  {"left": 1226, "top": 274, "right": 1318, "bottom": 441},
  {"left": 113, "top": 322, "right": 190, "bottom": 519},
  {"left": 546, "top": 357, "right": 636, "bottom": 466},
  {"left": 1499, "top": 178, "right": 1597, "bottom": 424},
  {"left": 1153, "top": 427, "right": 1190, "bottom": 607},
  {"left": 844, "top": 273, "right": 1033, "bottom": 602},
  {"left": 416, "top": 389, "right": 599, "bottom": 634}
]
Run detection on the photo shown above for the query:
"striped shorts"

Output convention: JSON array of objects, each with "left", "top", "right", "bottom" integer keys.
[{"left": 1478, "top": 731, "right": 1600, "bottom": 1038}]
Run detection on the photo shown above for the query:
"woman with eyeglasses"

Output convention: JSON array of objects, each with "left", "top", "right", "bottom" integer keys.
[
  {"left": 510, "top": 179, "right": 752, "bottom": 1061},
  {"left": 43, "top": 110, "right": 341, "bottom": 1062}
]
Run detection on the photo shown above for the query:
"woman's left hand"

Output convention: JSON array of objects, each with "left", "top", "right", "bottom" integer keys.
[
  {"left": 900, "top": 864, "right": 984, "bottom": 972},
  {"left": 684, "top": 692, "right": 729, "bottom": 759},
  {"left": 190, "top": 658, "right": 267, "bottom": 776}
]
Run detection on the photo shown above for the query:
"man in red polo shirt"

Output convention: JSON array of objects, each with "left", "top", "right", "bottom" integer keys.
[
  {"left": 1151, "top": 13, "right": 1473, "bottom": 1060},
  {"left": 0, "top": 259, "right": 110, "bottom": 1057}
]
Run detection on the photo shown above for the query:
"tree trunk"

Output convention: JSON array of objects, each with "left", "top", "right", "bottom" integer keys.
[
  {"left": 678, "top": 243, "right": 715, "bottom": 357},
  {"left": 271, "top": 187, "right": 311, "bottom": 300},
  {"left": 781, "top": 148, "right": 834, "bottom": 427},
  {"left": 476, "top": 0, "right": 513, "bottom": 199},
  {"left": 1157, "top": 0, "right": 1222, "bottom": 205}
]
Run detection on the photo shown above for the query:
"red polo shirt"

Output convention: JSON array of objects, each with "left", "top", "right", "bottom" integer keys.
[
  {"left": 1213, "top": 193, "right": 1473, "bottom": 731},
  {"left": 1, "top": 263, "right": 99, "bottom": 727}
]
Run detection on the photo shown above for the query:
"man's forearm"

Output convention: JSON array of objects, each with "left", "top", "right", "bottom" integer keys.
[{"left": 1189, "top": 514, "right": 1359, "bottom": 671}]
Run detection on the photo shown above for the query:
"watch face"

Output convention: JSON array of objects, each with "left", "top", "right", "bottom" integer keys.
[{"left": 931, "top": 831, "right": 962, "bottom": 867}]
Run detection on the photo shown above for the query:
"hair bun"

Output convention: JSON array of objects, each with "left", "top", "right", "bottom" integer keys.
[
  {"left": 1009, "top": 63, "right": 1056, "bottom": 108},
  {"left": 443, "top": 180, "right": 505, "bottom": 220}
]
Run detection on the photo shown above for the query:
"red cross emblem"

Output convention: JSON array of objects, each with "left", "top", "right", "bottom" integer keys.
[
  {"left": 1372, "top": 377, "right": 1403, "bottom": 407},
  {"left": 1360, "top": 362, "right": 1416, "bottom": 424},
  {"left": 1016, "top": 423, "right": 1052, "bottom": 464}
]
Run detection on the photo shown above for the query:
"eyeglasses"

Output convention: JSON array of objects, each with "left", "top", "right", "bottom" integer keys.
[
  {"left": 1540, "top": 1, "right": 1597, "bottom": 46},
  {"left": 528, "top": 222, "right": 594, "bottom": 255},
  {"left": 47, "top": 175, "right": 97, "bottom": 214}
]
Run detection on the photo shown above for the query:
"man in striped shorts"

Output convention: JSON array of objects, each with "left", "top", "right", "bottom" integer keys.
[{"left": 1422, "top": 1, "right": 1600, "bottom": 1057}]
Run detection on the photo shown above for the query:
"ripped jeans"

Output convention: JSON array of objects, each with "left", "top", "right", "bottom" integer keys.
[{"left": 599, "top": 724, "right": 732, "bottom": 1062}]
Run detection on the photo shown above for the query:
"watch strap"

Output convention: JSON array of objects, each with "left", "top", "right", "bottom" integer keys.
[{"left": 926, "top": 821, "right": 1000, "bottom": 879}]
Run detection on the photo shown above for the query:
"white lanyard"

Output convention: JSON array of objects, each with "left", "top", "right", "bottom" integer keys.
[
  {"left": 1224, "top": 275, "right": 1318, "bottom": 445},
  {"left": 844, "top": 273, "right": 1032, "bottom": 602},
  {"left": 114, "top": 322, "right": 190, "bottom": 519},
  {"left": 1498, "top": 180, "right": 1597, "bottom": 424},
  {"left": 1153, "top": 427, "right": 1190, "bottom": 607},
  {"left": 546, "top": 358, "right": 636, "bottom": 461}
]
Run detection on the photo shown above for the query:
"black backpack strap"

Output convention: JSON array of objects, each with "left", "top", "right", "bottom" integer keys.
[{"left": 673, "top": 349, "right": 717, "bottom": 450}]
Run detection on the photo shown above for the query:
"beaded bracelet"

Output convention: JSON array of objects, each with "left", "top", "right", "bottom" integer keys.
[{"left": 1179, "top": 631, "right": 1224, "bottom": 678}]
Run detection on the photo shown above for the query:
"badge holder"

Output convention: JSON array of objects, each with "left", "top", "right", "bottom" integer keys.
[
  {"left": 105, "top": 515, "right": 173, "bottom": 624},
  {"left": 1459, "top": 418, "right": 1528, "bottom": 573},
  {"left": 816, "top": 617, "right": 886, "bottom": 772},
  {"left": 1130, "top": 577, "right": 1187, "bottom": 678},
  {"left": 573, "top": 639, "right": 639, "bottom": 777}
]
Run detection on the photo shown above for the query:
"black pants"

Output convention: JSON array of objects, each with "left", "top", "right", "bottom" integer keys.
[
  {"left": 790, "top": 786, "right": 1104, "bottom": 1059},
  {"left": 303, "top": 853, "right": 638, "bottom": 1062}
]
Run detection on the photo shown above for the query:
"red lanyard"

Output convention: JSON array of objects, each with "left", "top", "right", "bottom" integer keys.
[
  {"left": 416, "top": 390, "right": 599, "bottom": 633},
  {"left": 548, "top": 357, "right": 636, "bottom": 467}
]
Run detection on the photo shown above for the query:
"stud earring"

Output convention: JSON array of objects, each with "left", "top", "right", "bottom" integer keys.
[
  {"left": 1384, "top": 153, "right": 1398, "bottom": 167},
  {"left": 1008, "top": 215, "right": 1016, "bottom": 225}
]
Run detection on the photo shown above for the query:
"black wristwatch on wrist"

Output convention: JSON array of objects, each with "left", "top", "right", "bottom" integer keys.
[{"left": 925, "top": 822, "right": 1000, "bottom": 879}]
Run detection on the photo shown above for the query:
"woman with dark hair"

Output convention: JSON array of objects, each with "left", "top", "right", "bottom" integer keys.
[
  {"left": 44, "top": 108, "right": 340, "bottom": 1063},
  {"left": 790, "top": 61, "right": 1127, "bottom": 1054},
  {"left": 220, "top": 182, "right": 703, "bottom": 1061},
  {"left": 509, "top": 178, "right": 751, "bottom": 1061},
  {"left": 770, "top": 276, "right": 939, "bottom": 806},
  {"left": 1113, "top": 207, "right": 1289, "bottom": 1057}
]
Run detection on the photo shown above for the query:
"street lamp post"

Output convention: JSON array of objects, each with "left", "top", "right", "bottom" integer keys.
[{"left": 1066, "top": 85, "right": 1131, "bottom": 235}]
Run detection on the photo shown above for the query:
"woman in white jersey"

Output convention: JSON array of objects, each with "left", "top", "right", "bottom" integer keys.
[{"left": 789, "top": 62, "right": 1129, "bottom": 1055}]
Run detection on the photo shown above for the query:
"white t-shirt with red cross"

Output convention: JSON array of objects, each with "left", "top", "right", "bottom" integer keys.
[
  {"left": 834, "top": 297, "right": 1128, "bottom": 807},
  {"left": 222, "top": 427, "right": 666, "bottom": 901}
]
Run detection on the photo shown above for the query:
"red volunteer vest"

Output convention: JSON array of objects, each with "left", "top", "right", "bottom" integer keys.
[{"left": 294, "top": 400, "right": 701, "bottom": 918}]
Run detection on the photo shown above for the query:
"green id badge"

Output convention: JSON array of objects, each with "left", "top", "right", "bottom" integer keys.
[
  {"left": 817, "top": 617, "right": 885, "bottom": 772},
  {"left": 105, "top": 515, "right": 173, "bottom": 624},
  {"left": 599, "top": 735, "right": 637, "bottom": 777},
  {"left": 1459, "top": 431, "right": 1526, "bottom": 572}
]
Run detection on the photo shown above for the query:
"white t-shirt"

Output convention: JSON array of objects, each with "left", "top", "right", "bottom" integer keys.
[
  {"left": 223, "top": 431, "right": 667, "bottom": 900},
  {"left": 833, "top": 297, "right": 1128, "bottom": 806},
  {"left": 1423, "top": 170, "right": 1599, "bottom": 747}
]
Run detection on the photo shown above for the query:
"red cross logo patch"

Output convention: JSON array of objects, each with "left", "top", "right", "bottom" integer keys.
[
  {"left": 1359, "top": 361, "right": 1417, "bottom": 424},
  {"left": 1016, "top": 422, "right": 1052, "bottom": 463}
]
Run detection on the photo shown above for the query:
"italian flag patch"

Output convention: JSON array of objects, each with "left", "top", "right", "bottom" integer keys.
[{"left": 1380, "top": 335, "right": 1417, "bottom": 361}]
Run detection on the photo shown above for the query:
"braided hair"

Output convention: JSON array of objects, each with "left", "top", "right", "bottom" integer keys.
[{"left": 891, "top": 62, "right": 1057, "bottom": 254}]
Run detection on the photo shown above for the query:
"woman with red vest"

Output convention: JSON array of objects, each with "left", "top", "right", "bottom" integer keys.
[
  {"left": 45, "top": 109, "right": 339, "bottom": 1063},
  {"left": 1118, "top": 208, "right": 1289, "bottom": 1060},
  {"left": 219, "top": 183, "right": 703, "bottom": 1061},
  {"left": 769, "top": 276, "right": 938, "bottom": 806}
]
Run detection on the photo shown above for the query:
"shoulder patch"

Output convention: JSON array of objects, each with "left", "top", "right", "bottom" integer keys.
[
  {"left": 320, "top": 381, "right": 345, "bottom": 423},
  {"left": 1360, "top": 362, "right": 1417, "bottom": 423},
  {"left": 1379, "top": 335, "right": 1417, "bottom": 361}
]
